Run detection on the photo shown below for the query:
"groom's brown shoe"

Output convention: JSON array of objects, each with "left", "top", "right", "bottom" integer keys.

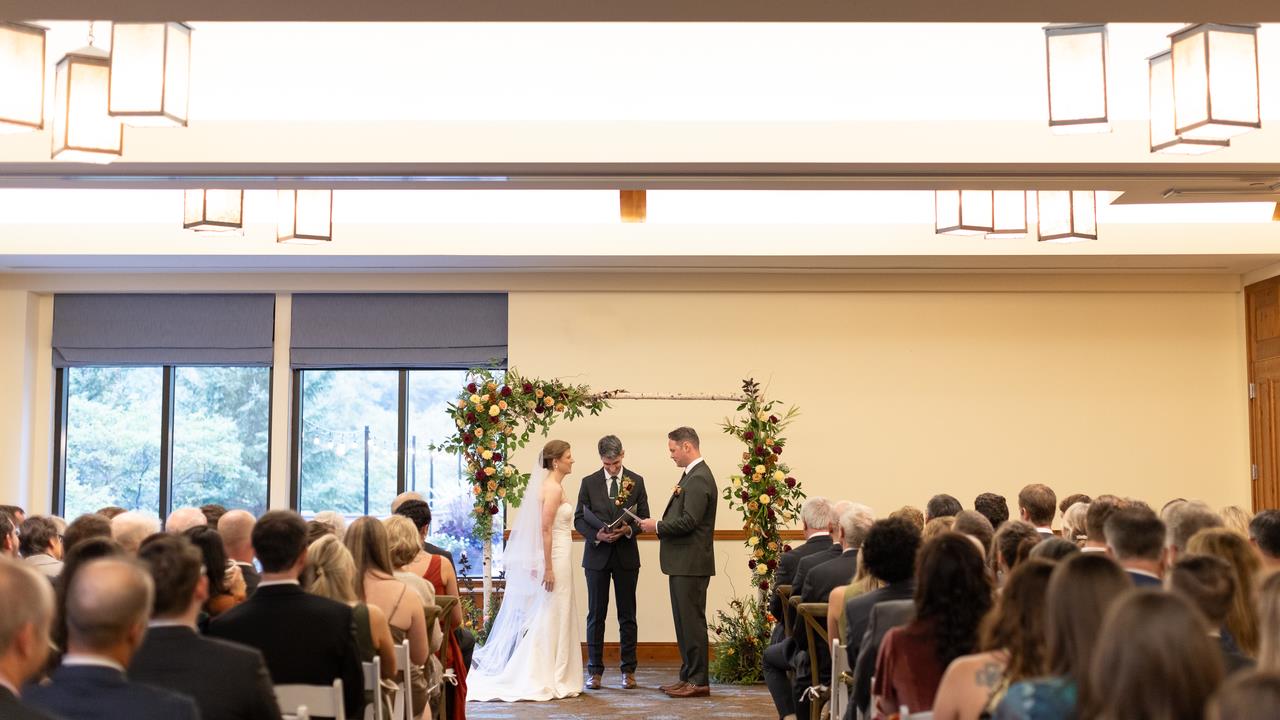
[
  {"left": 665, "top": 684, "right": 710, "bottom": 698},
  {"left": 585, "top": 674, "right": 602, "bottom": 690},
  {"left": 621, "top": 673, "right": 637, "bottom": 689},
  {"left": 659, "top": 680, "right": 688, "bottom": 693}
]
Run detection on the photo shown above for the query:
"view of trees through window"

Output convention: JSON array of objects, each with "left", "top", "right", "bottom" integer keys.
[{"left": 64, "top": 367, "right": 163, "bottom": 517}]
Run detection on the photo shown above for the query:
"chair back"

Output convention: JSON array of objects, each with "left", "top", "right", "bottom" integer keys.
[
  {"left": 283, "top": 708, "right": 310, "bottom": 720},
  {"left": 777, "top": 585, "right": 794, "bottom": 638},
  {"left": 276, "top": 679, "right": 344, "bottom": 720},
  {"left": 362, "top": 655, "right": 383, "bottom": 720},
  {"left": 391, "top": 639, "right": 413, "bottom": 720},
  {"left": 797, "top": 602, "right": 831, "bottom": 720},
  {"left": 830, "top": 638, "right": 848, "bottom": 720}
]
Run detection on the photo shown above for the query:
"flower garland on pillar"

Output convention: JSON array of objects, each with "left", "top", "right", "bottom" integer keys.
[{"left": 720, "top": 379, "right": 806, "bottom": 595}]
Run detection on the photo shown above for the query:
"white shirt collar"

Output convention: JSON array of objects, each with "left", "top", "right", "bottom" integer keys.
[
  {"left": 61, "top": 654, "right": 126, "bottom": 673},
  {"left": 1080, "top": 546, "right": 1109, "bottom": 553},
  {"left": 1035, "top": 526, "right": 1055, "bottom": 534},
  {"left": 256, "top": 578, "right": 301, "bottom": 589},
  {"left": 0, "top": 673, "right": 18, "bottom": 697},
  {"left": 604, "top": 467, "right": 625, "bottom": 480},
  {"left": 148, "top": 619, "right": 194, "bottom": 629},
  {"left": 683, "top": 457, "right": 704, "bottom": 475},
  {"left": 1128, "top": 568, "right": 1161, "bottom": 580}
]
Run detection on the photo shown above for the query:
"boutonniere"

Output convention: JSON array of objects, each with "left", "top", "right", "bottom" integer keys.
[
  {"left": 614, "top": 475, "right": 637, "bottom": 506},
  {"left": 672, "top": 484, "right": 684, "bottom": 497}
]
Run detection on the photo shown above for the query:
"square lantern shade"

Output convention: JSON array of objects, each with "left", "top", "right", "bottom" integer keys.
[
  {"left": 277, "top": 190, "right": 333, "bottom": 243},
  {"left": 109, "top": 22, "right": 191, "bottom": 127},
  {"left": 1149, "top": 50, "right": 1229, "bottom": 155},
  {"left": 1170, "top": 23, "right": 1260, "bottom": 141},
  {"left": 1044, "top": 24, "right": 1109, "bottom": 134},
  {"left": 987, "top": 191, "right": 1029, "bottom": 238},
  {"left": 935, "top": 190, "right": 994, "bottom": 235},
  {"left": 1037, "top": 191, "right": 1098, "bottom": 243},
  {"left": 52, "top": 46, "right": 124, "bottom": 162},
  {"left": 183, "top": 189, "right": 243, "bottom": 232},
  {"left": 0, "top": 22, "right": 46, "bottom": 133}
]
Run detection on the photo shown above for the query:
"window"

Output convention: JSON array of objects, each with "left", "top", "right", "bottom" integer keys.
[{"left": 57, "top": 366, "right": 272, "bottom": 519}]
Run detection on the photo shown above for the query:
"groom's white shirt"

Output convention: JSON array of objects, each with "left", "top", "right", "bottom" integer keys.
[{"left": 682, "top": 457, "right": 705, "bottom": 476}]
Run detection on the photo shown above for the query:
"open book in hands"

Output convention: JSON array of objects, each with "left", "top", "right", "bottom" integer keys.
[{"left": 583, "top": 505, "right": 642, "bottom": 544}]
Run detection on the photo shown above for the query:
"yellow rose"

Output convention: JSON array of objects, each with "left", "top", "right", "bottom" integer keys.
[
  {"left": 484, "top": 467, "right": 496, "bottom": 476},
  {"left": 475, "top": 403, "right": 485, "bottom": 412},
  {"left": 768, "top": 541, "right": 779, "bottom": 551},
  {"left": 484, "top": 492, "right": 494, "bottom": 501},
  {"left": 759, "top": 494, "right": 770, "bottom": 504},
  {"left": 481, "top": 394, "right": 490, "bottom": 402},
  {"left": 748, "top": 536, "right": 760, "bottom": 546},
  {"left": 456, "top": 400, "right": 466, "bottom": 409},
  {"left": 773, "top": 470, "right": 785, "bottom": 482},
  {"left": 489, "top": 405, "right": 500, "bottom": 417},
  {"left": 503, "top": 466, "right": 515, "bottom": 477},
  {"left": 748, "top": 501, "right": 759, "bottom": 512},
  {"left": 486, "top": 382, "right": 496, "bottom": 391},
  {"left": 755, "top": 564, "right": 768, "bottom": 576},
  {"left": 482, "top": 450, "right": 493, "bottom": 460},
  {"left": 473, "top": 485, "right": 482, "bottom": 495},
  {"left": 526, "top": 401, "right": 536, "bottom": 410},
  {"left": 544, "top": 397, "right": 554, "bottom": 407},
  {"left": 487, "top": 480, "right": 497, "bottom": 490},
  {"left": 476, "top": 428, "right": 485, "bottom": 437},
  {"left": 535, "top": 389, "right": 545, "bottom": 398},
  {"left": 757, "top": 411, "right": 769, "bottom": 421},
  {"left": 783, "top": 512, "right": 795, "bottom": 523},
  {"left": 488, "top": 440, "right": 497, "bottom": 450},
  {"left": 555, "top": 403, "right": 565, "bottom": 412},
  {"left": 498, "top": 400, "right": 508, "bottom": 410},
  {"left": 753, "top": 473, "right": 763, "bottom": 482},
  {"left": 753, "top": 548, "right": 764, "bottom": 559},
  {"left": 455, "top": 419, "right": 464, "bottom": 428},
  {"left": 469, "top": 394, "right": 481, "bottom": 404},
  {"left": 755, "top": 464, "right": 766, "bottom": 475},
  {"left": 731, "top": 478, "right": 742, "bottom": 489},
  {"left": 497, "top": 487, "right": 506, "bottom": 497}
]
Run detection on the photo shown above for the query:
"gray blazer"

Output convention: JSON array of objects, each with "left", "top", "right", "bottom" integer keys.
[{"left": 657, "top": 459, "right": 718, "bottom": 577}]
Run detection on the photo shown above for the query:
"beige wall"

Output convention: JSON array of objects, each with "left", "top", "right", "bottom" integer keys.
[{"left": 0, "top": 273, "right": 1252, "bottom": 643}]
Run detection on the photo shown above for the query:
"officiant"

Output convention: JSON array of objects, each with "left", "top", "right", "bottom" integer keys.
[{"left": 573, "top": 434, "right": 650, "bottom": 690}]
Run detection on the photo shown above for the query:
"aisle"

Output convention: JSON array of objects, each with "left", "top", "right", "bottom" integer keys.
[{"left": 465, "top": 664, "right": 775, "bottom": 719}]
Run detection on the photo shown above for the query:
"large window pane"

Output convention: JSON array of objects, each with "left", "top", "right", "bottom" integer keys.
[
  {"left": 172, "top": 367, "right": 271, "bottom": 515},
  {"left": 407, "top": 370, "right": 503, "bottom": 577},
  {"left": 299, "top": 370, "right": 399, "bottom": 516},
  {"left": 63, "top": 367, "right": 163, "bottom": 518}
]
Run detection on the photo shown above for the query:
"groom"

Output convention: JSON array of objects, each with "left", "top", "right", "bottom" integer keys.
[
  {"left": 573, "top": 435, "right": 650, "bottom": 690},
  {"left": 639, "top": 426, "right": 718, "bottom": 698}
]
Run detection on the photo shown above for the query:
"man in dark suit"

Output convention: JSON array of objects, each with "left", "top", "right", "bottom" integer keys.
[
  {"left": 574, "top": 434, "right": 650, "bottom": 690},
  {"left": 218, "top": 510, "right": 261, "bottom": 596},
  {"left": 0, "top": 559, "right": 61, "bottom": 720},
  {"left": 1104, "top": 505, "right": 1166, "bottom": 587},
  {"left": 1018, "top": 483, "right": 1058, "bottom": 538},
  {"left": 133, "top": 534, "right": 281, "bottom": 720},
  {"left": 639, "top": 426, "right": 717, "bottom": 699},
  {"left": 845, "top": 517, "right": 922, "bottom": 713},
  {"left": 208, "top": 510, "right": 363, "bottom": 719},
  {"left": 23, "top": 558, "right": 199, "bottom": 720}
]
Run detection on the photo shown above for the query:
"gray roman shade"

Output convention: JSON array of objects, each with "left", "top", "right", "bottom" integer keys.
[
  {"left": 52, "top": 294, "right": 276, "bottom": 367},
  {"left": 289, "top": 293, "right": 507, "bottom": 369}
]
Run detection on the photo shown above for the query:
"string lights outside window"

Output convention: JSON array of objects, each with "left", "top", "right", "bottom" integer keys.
[
  {"left": 183, "top": 189, "right": 243, "bottom": 232},
  {"left": 109, "top": 22, "right": 192, "bottom": 127},
  {"left": 1037, "top": 191, "right": 1098, "bottom": 243},
  {"left": 1044, "top": 24, "right": 1110, "bottom": 134},
  {"left": 277, "top": 190, "right": 333, "bottom": 244},
  {"left": 1169, "top": 23, "right": 1260, "bottom": 142},
  {"left": 51, "top": 24, "right": 123, "bottom": 162},
  {"left": 0, "top": 21, "right": 46, "bottom": 133}
]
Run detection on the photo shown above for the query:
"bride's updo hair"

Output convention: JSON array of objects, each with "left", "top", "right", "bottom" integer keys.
[{"left": 541, "top": 440, "right": 571, "bottom": 470}]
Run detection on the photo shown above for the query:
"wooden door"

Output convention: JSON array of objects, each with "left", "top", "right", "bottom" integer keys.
[{"left": 1247, "top": 277, "right": 1280, "bottom": 510}]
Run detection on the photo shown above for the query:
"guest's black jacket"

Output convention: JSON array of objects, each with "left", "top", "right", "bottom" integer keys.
[{"left": 131, "top": 624, "right": 282, "bottom": 720}]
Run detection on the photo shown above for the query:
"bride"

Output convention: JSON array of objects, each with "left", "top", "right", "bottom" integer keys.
[{"left": 467, "top": 439, "right": 584, "bottom": 702}]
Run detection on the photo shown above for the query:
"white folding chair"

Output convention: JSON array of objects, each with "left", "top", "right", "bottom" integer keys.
[
  {"left": 276, "top": 679, "right": 345, "bottom": 720},
  {"left": 830, "top": 638, "right": 849, "bottom": 720},
  {"left": 363, "top": 655, "right": 384, "bottom": 720},
  {"left": 282, "top": 709, "right": 310, "bottom": 720},
  {"left": 391, "top": 639, "right": 413, "bottom": 720}
]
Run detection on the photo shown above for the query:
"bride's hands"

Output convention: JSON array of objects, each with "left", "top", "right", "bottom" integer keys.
[{"left": 542, "top": 568, "right": 556, "bottom": 593}]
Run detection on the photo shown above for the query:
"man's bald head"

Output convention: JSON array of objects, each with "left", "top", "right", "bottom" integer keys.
[
  {"left": 391, "top": 492, "right": 424, "bottom": 514},
  {"left": 164, "top": 507, "right": 208, "bottom": 535},
  {"left": 65, "top": 558, "right": 154, "bottom": 653},
  {"left": 218, "top": 510, "right": 256, "bottom": 558},
  {"left": 0, "top": 557, "right": 55, "bottom": 679}
]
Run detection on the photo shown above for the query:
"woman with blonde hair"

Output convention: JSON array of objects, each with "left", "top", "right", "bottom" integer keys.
[
  {"left": 346, "top": 516, "right": 432, "bottom": 719},
  {"left": 1219, "top": 506, "right": 1253, "bottom": 538},
  {"left": 1060, "top": 502, "right": 1089, "bottom": 546},
  {"left": 1188, "top": 528, "right": 1262, "bottom": 657},
  {"left": 383, "top": 514, "right": 444, "bottom": 652},
  {"left": 307, "top": 534, "right": 398, "bottom": 682}
]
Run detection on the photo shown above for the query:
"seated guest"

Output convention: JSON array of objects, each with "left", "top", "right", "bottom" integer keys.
[
  {"left": 394, "top": 498, "right": 473, "bottom": 672},
  {"left": 0, "top": 558, "right": 59, "bottom": 720},
  {"left": 923, "top": 516, "right": 955, "bottom": 541},
  {"left": 1259, "top": 571, "right": 1280, "bottom": 672},
  {"left": 1083, "top": 591, "right": 1223, "bottom": 720},
  {"left": 847, "top": 516, "right": 922, "bottom": 714},
  {"left": 183, "top": 526, "right": 246, "bottom": 622},
  {"left": 933, "top": 558, "right": 1056, "bottom": 720},
  {"left": 992, "top": 521, "right": 1039, "bottom": 583},
  {"left": 394, "top": 499, "right": 452, "bottom": 560},
  {"left": 307, "top": 520, "right": 335, "bottom": 544},
  {"left": 382, "top": 517, "right": 444, "bottom": 653},
  {"left": 132, "top": 534, "right": 281, "bottom": 720},
  {"left": 926, "top": 494, "right": 962, "bottom": 521},
  {"left": 110, "top": 511, "right": 160, "bottom": 555},
  {"left": 1059, "top": 502, "right": 1089, "bottom": 547},
  {"left": 218, "top": 510, "right": 261, "bottom": 595},
  {"left": 19, "top": 517, "right": 64, "bottom": 579},
  {"left": 311, "top": 511, "right": 347, "bottom": 539},
  {"left": 305, "top": 534, "right": 397, "bottom": 681},
  {"left": 1028, "top": 537, "right": 1079, "bottom": 562},
  {"left": 1188, "top": 528, "right": 1262, "bottom": 658},
  {"left": 164, "top": 507, "right": 207, "bottom": 535},
  {"left": 208, "top": 510, "right": 364, "bottom": 719},
  {"left": 1104, "top": 505, "right": 1166, "bottom": 587},
  {"left": 872, "top": 533, "right": 992, "bottom": 716},
  {"left": 1248, "top": 509, "right": 1280, "bottom": 572},
  {"left": 973, "top": 493, "right": 1009, "bottom": 530},
  {"left": 993, "top": 553, "right": 1130, "bottom": 720},
  {"left": 0, "top": 506, "right": 25, "bottom": 526},
  {"left": 1, "top": 511, "right": 19, "bottom": 557},
  {"left": 952, "top": 510, "right": 995, "bottom": 557},
  {"left": 95, "top": 507, "right": 127, "bottom": 521},
  {"left": 1218, "top": 506, "right": 1251, "bottom": 538},
  {"left": 889, "top": 505, "right": 925, "bottom": 532},
  {"left": 1058, "top": 494, "right": 1090, "bottom": 517},
  {"left": 826, "top": 549, "right": 883, "bottom": 650},
  {"left": 390, "top": 491, "right": 424, "bottom": 514},
  {"left": 1165, "top": 501, "right": 1224, "bottom": 564},
  {"left": 1168, "top": 554, "right": 1254, "bottom": 675},
  {"left": 1208, "top": 671, "right": 1280, "bottom": 720},
  {"left": 24, "top": 558, "right": 199, "bottom": 720},
  {"left": 62, "top": 514, "right": 112, "bottom": 553},
  {"left": 1017, "top": 484, "right": 1057, "bottom": 538},
  {"left": 791, "top": 502, "right": 864, "bottom": 609},
  {"left": 1080, "top": 495, "right": 1121, "bottom": 553},
  {"left": 200, "top": 504, "right": 228, "bottom": 528},
  {"left": 769, "top": 497, "right": 834, "bottom": 635},
  {"left": 51, "top": 538, "right": 125, "bottom": 666}
]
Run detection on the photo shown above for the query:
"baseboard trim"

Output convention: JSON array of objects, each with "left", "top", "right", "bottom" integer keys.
[{"left": 584, "top": 641, "right": 683, "bottom": 664}]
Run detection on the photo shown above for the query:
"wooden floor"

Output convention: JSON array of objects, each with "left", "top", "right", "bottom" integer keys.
[{"left": 466, "top": 664, "right": 776, "bottom": 719}]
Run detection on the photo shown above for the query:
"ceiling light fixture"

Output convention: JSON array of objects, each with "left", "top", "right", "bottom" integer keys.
[
  {"left": 109, "top": 22, "right": 192, "bottom": 127},
  {"left": 987, "top": 191, "right": 1029, "bottom": 238},
  {"left": 51, "top": 22, "right": 123, "bottom": 163},
  {"left": 934, "top": 190, "right": 994, "bottom": 235},
  {"left": 277, "top": 189, "right": 333, "bottom": 243},
  {"left": 1037, "top": 190, "right": 1097, "bottom": 243},
  {"left": 1170, "top": 23, "right": 1260, "bottom": 142},
  {"left": 0, "top": 22, "right": 46, "bottom": 133},
  {"left": 1148, "top": 50, "right": 1229, "bottom": 155},
  {"left": 1044, "top": 24, "right": 1110, "bottom": 134},
  {"left": 619, "top": 189, "right": 646, "bottom": 223},
  {"left": 183, "top": 189, "right": 243, "bottom": 232}
]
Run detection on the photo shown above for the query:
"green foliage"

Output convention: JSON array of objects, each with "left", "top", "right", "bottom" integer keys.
[{"left": 709, "top": 596, "right": 771, "bottom": 684}]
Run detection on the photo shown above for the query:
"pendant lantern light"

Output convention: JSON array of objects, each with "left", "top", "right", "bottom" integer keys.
[
  {"left": 109, "top": 22, "right": 192, "bottom": 127},
  {"left": 51, "top": 26, "right": 123, "bottom": 163},
  {"left": 935, "top": 190, "right": 994, "bottom": 235},
  {"left": 277, "top": 190, "right": 333, "bottom": 244},
  {"left": 1148, "top": 50, "right": 1229, "bottom": 155},
  {"left": 1044, "top": 24, "right": 1110, "bottom": 134},
  {"left": 0, "top": 22, "right": 46, "bottom": 133},
  {"left": 1170, "top": 23, "right": 1260, "bottom": 142},
  {"left": 1037, "top": 191, "right": 1097, "bottom": 243},
  {"left": 183, "top": 189, "right": 243, "bottom": 232},
  {"left": 987, "top": 191, "right": 1029, "bottom": 238},
  {"left": 619, "top": 190, "right": 646, "bottom": 223}
]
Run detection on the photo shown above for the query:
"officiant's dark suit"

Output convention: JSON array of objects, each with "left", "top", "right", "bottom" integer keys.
[{"left": 574, "top": 464, "right": 650, "bottom": 680}]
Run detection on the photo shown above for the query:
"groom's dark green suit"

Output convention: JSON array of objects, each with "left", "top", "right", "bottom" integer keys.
[{"left": 656, "top": 457, "right": 717, "bottom": 687}]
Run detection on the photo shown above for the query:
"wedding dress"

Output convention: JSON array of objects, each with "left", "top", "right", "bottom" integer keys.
[{"left": 467, "top": 482, "right": 583, "bottom": 702}]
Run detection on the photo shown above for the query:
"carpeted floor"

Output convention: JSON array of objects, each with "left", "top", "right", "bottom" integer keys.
[{"left": 466, "top": 665, "right": 775, "bottom": 719}]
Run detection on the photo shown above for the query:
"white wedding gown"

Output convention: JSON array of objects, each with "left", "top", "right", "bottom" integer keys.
[{"left": 467, "top": 500, "right": 584, "bottom": 702}]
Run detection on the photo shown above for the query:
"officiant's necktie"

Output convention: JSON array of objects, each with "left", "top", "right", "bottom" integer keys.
[{"left": 609, "top": 476, "right": 619, "bottom": 500}]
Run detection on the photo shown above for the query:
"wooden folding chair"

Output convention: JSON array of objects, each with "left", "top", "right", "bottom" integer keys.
[
  {"left": 797, "top": 602, "right": 831, "bottom": 720},
  {"left": 777, "top": 584, "right": 794, "bottom": 638},
  {"left": 433, "top": 595, "right": 461, "bottom": 720}
]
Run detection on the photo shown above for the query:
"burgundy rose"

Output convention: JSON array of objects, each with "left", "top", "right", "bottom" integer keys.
[
  {"left": 492, "top": 452, "right": 503, "bottom": 461},
  {"left": 740, "top": 491, "right": 750, "bottom": 502},
  {"left": 785, "top": 477, "right": 797, "bottom": 488},
  {"left": 474, "top": 469, "right": 486, "bottom": 481},
  {"left": 500, "top": 386, "right": 512, "bottom": 397},
  {"left": 768, "top": 415, "right": 779, "bottom": 423},
  {"left": 766, "top": 559, "right": 778, "bottom": 570},
  {"left": 754, "top": 445, "right": 767, "bottom": 457},
  {"left": 767, "top": 508, "right": 776, "bottom": 520},
  {"left": 466, "top": 412, "right": 477, "bottom": 423},
  {"left": 466, "top": 382, "right": 478, "bottom": 393},
  {"left": 534, "top": 405, "right": 544, "bottom": 414},
  {"left": 742, "top": 464, "right": 753, "bottom": 475},
  {"left": 747, "top": 559, "right": 757, "bottom": 570},
  {"left": 462, "top": 433, "right": 474, "bottom": 445},
  {"left": 488, "top": 504, "right": 500, "bottom": 515},
  {"left": 744, "top": 431, "right": 755, "bottom": 441},
  {"left": 783, "top": 544, "right": 793, "bottom": 553},
  {"left": 759, "top": 580, "right": 770, "bottom": 591},
  {"left": 772, "top": 445, "right": 783, "bottom": 455},
  {"left": 522, "top": 382, "right": 534, "bottom": 394},
  {"left": 765, "top": 486, "right": 778, "bottom": 497}
]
